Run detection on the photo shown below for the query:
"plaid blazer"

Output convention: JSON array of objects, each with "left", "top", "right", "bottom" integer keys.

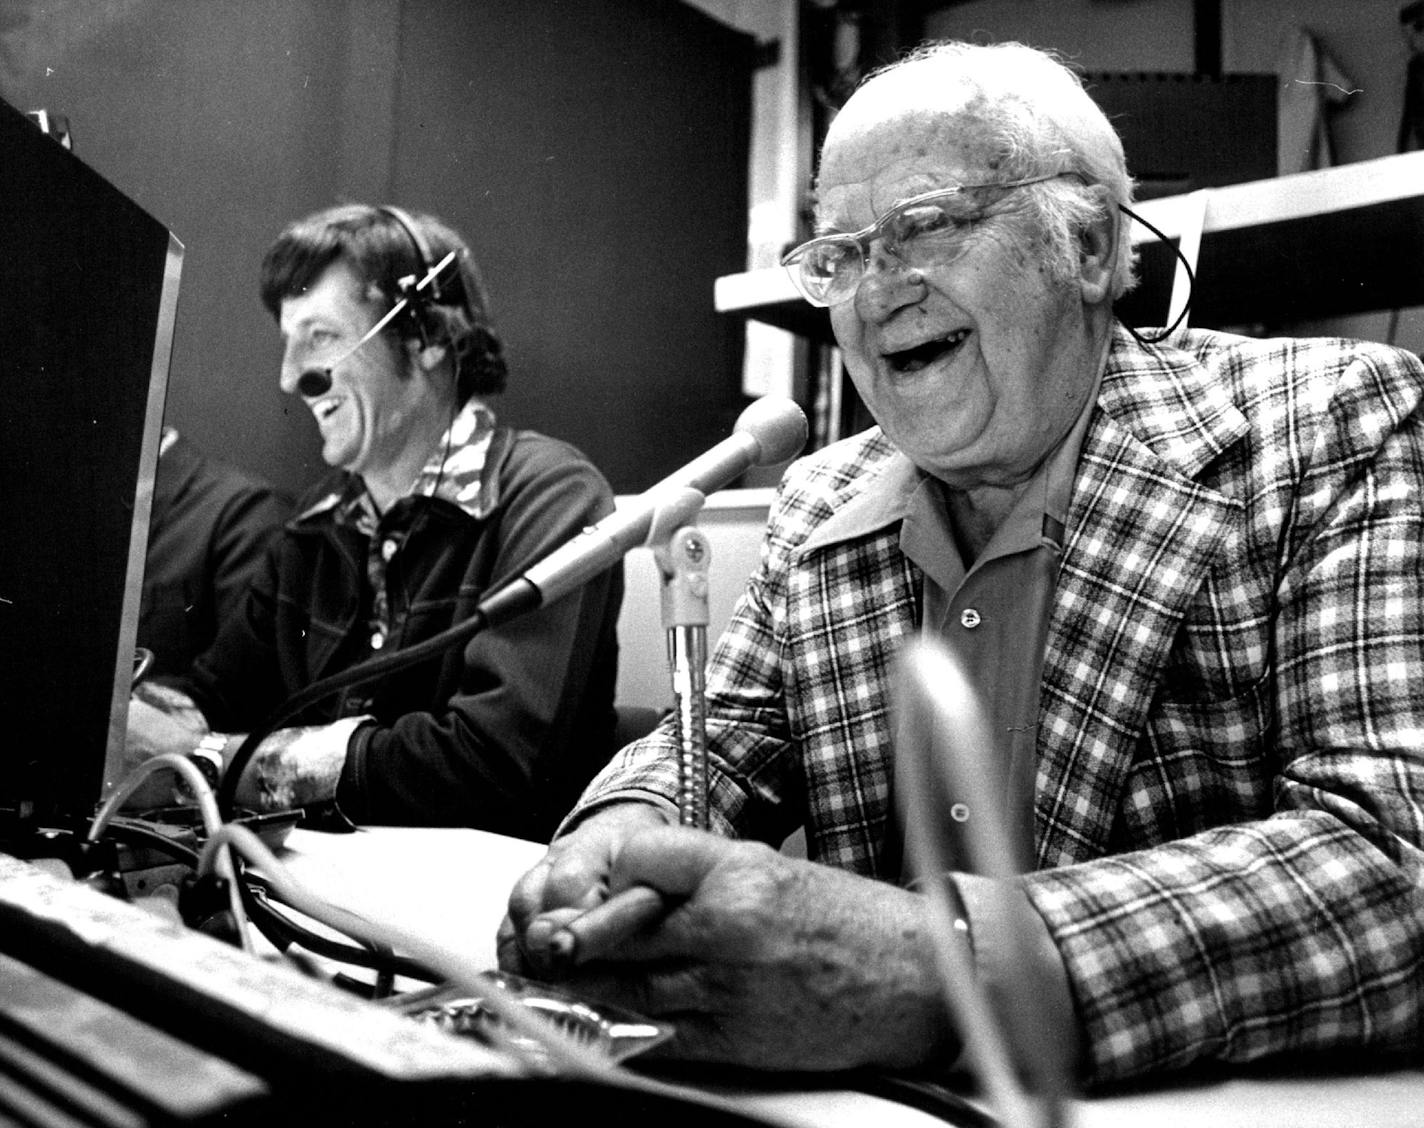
[{"left": 584, "top": 324, "right": 1424, "bottom": 1083}]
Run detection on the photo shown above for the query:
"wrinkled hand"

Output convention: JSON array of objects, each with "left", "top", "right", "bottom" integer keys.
[
  {"left": 498, "top": 801, "right": 669, "bottom": 975},
  {"left": 505, "top": 821, "right": 956, "bottom": 1073}
]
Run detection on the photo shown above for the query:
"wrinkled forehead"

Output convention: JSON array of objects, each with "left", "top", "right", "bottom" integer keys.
[
  {"left": 277, "top": 259, "right": 377, "bottom": 337},
  {"left": 814, "top": 92, "right": 1002, "bottom": 230}
]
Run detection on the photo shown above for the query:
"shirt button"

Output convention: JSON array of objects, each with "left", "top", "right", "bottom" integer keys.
[
  {"left": 950, "top": 803, "right": 970, "bottom": 822},
  {"left": 959, "top": 608, "right": 981, "bottom": 629}
]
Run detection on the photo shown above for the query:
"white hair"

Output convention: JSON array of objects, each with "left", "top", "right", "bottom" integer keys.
[{"left": 830, "top": 40, "right": 1139, "bottom": 298}]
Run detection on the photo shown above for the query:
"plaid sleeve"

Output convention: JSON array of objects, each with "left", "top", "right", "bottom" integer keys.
[{"left": 1028, "top": 339, "right": 1424, "bottom": 1085}]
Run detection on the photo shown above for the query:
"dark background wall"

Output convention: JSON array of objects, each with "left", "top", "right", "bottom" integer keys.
[{"left": 0, "top": 0, "right": 753, "bottom": 497}]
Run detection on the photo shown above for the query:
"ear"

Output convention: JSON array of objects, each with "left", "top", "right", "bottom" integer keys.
[{"left": 1076, "top": 194, "right": 1118, "bottom": 307}]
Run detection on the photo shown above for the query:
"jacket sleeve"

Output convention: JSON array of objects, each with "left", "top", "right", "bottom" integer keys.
[
  {"left": 337, "top": 442, "right": 623, "bottom": 839},
  {"left": 1025, "top": 342, "right": 1424, "bottom": 1085}
]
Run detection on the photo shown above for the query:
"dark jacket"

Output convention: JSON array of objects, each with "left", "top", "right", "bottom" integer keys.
[
  {"left": 185, "top": 427, "right": 623, "bottom": 839},
  {"left": 140, "top": 433, "right": 292, "bottom": 678}
]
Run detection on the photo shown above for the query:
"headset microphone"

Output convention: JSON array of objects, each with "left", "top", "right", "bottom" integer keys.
[
  {"left": 297, "top": 368, "right": 333, "bottom": 397},
  {"left": 291, "top": 248, "right": 457, "bottom": 401}
]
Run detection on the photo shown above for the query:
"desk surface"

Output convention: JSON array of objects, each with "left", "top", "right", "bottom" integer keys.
[{"left": 277, "top": 827, "right": 1424, "bottom": 1128}]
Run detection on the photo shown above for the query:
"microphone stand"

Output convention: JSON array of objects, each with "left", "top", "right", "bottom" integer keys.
[{"left": 651, "top": 519, "right": 713, "bottom": 830}]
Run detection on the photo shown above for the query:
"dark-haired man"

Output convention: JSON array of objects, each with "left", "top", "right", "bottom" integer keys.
[{"left": 128, "top": 205, "right": 622, "bottom": 839}]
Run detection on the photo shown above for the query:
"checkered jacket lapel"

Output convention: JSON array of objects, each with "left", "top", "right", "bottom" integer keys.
[
  {"left": 1037, "top": 328, "right": 1249, "bottom": 866},
  {"left": 770, "top": 327, "right": 1256, "bottom": 873}
]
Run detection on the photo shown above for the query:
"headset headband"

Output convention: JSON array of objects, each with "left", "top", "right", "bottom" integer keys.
[{"left": 377, "top": 204, "right": 447, "bottom": 305}]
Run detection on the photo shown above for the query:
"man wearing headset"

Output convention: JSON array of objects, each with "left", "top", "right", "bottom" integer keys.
[{"left": 126, "top": 204, "right": 623, "bottom": 840}]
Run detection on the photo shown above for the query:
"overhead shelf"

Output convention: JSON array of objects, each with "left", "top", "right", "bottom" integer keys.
[
  {"left": 715, "top": 150, "right": 1424, "bottom": 340},
  {"left": 714, "top": 263, "right": 828, "bottom": 339}
]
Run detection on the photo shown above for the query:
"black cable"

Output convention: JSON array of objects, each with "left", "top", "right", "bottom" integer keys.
[
  {"left": 215, "top": 569, "right": 538, "bottom": 819},
  {"left": 237, "top": 873, "right": 440, "bottom": 985},
  {"left": 855, "top": 1075, "right": 998, "bottom": 1127},
  {"left": 215, "top": 605, "right": 486, "bottom": 818},
  {"left": 97, "top": 821, "right": 443, "bottom": 991},
  {"left": 102, "top": 820, "right": 201, "bottom": 867},
  {"left": 92, "top": 818, "right": 440, "bottom": 995},
  {"left": 1119, "top": 202, "right": 1196, "bottom": 346}
]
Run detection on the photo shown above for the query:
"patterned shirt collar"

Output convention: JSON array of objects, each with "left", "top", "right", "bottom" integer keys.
[
  {"left": 804, "top": 354, "right": 1105, "bottom": 559},
  {"left": 299, "top": 399, "right": 499, "bottom": 529},
  {"left": 307, "top": 399, "right": 499, "bottom": 654},
  {"left": 408, "top": 398, "right": 499, "bottom": 518}
]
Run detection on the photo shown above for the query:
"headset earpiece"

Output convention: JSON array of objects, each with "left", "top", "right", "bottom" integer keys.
[
  {"left": 378, "top": 204, "right": 443, "bottom": 301},
  {"left": 377, "top": 204, "right": 461, "bottom": 347},
  {"left": 376, "top": 204, "right": 504, "bottom": 398}
]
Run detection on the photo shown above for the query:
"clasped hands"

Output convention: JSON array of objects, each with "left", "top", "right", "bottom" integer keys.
[{"left": 498, "top": 803, "right": 955, "bottom": 1072}]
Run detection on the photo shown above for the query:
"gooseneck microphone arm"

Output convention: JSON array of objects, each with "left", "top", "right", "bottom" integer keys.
[
  {"left": 653, "top": 519, "right": 713, "bottom": 830},
  {"left": 214, "top": 395, "right": 809, "bottom": 820}
]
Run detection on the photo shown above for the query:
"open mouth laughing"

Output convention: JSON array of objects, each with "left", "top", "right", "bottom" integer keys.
[{"left": 882, "top": 328, "right": 970, "bottom": 375}]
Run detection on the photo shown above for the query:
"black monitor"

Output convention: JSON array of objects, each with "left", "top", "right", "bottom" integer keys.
[{"left": 0, "top": 96, "right": 182, "bottom": 840}]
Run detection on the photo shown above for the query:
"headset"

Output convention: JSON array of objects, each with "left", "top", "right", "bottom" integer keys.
[
  {"left": 377, "top": 204, "right": 506, "bottom": 397},
  {"left": 296, "top": 206, "right": 505, "bottom": 398},
  {"left": 377, "top": 204, "right": 459, "bottom": 342}
]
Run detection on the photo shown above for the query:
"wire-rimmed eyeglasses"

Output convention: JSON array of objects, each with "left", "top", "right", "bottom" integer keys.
[{"left": 780, "top": 174, "right": 1064, "bottom": 308}]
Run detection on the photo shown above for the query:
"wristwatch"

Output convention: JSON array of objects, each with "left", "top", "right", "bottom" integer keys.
[{"left": 187, "top": 733, "right": 227, "bottom": 793}]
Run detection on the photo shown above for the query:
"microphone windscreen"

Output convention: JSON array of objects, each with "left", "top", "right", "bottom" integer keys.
[
  {"left": 734, "top": 395, "right": 808, "bottom": 467},
  {"left": 296, "top": 369, "right": 333, "bottom": 397}
]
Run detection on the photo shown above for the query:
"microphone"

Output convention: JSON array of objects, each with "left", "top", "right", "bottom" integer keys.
[
  {"left": 219, "top": 398, "right": 803, "bottom": 820},
  {"left": 297, "top": 368, "right": 333, "bottom": 397},
  {"left": 476, "top": 394, "right": 808, "bottom": 628},
  {"left": 894, "top": 637, "right": 1073, "bottom": 1128}
]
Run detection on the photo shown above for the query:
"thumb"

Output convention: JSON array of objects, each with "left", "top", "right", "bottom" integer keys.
[{"left": 607, "top": 825, "right": 728, "bottom": 899}]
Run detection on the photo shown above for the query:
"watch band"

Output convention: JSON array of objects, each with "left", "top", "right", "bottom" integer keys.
[{"left": 187, "top": 733, "right": 226, "bottom": 792}]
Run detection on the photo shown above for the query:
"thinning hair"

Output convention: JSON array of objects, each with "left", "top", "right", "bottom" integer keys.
[
  {"left": 260, "top": 204, "right": 507, "bottom": 401},
  {"left": 830, "top": 40, "right": 1139, "bottom": 298}
]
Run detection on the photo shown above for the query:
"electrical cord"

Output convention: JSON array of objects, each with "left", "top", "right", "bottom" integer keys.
[
  {"left": 1119, "top": 202, "right": 1197, "bottom": 346},
  {"left": 86, "top": 749, "right": 769, "bottom": 1114},
  {"left": 197, "top": 821, "right": 611, "bottom": 1078},
  {"left": 238, "top": 873, "right": 439, "bottom": 987},
  {"left": 195, "top": 822, "right": 795, "bottom": 1125},
  {"left": 101, "top": 820, "right": 201, "bottom": 868},
  {"left": 214, "top": 565, "right": 526, "bottom": 820},
  {"left": 83, "top": 762, "right": 433, "bottom": 993},
  {"left": 131, "top": 646, "right": 155, "bottom": 687},
  {"left": 88, "top": 752, "right": 255, "bottom": 955}
]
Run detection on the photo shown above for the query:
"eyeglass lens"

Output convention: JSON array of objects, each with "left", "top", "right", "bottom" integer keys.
[{"left": 791, "top": 183, "right": 1023, "bottom": 305}]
